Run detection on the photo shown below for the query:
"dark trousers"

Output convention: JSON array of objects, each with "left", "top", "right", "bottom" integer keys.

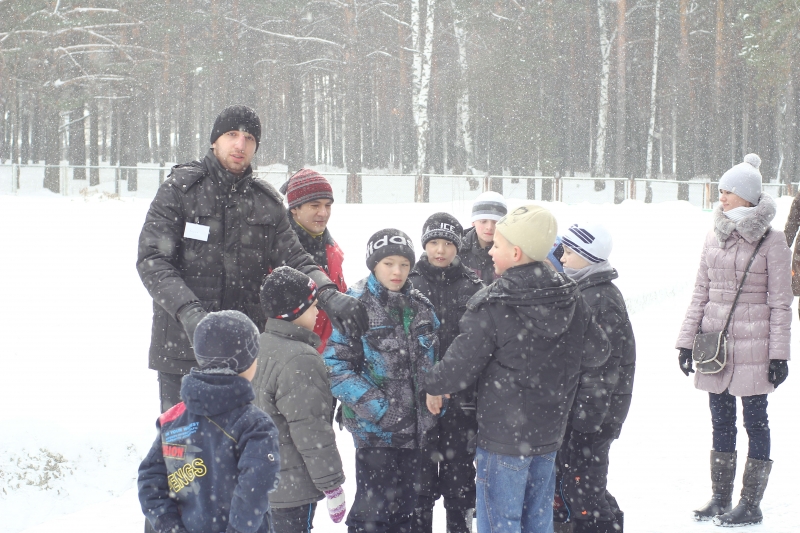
[
  {"left": 347, "top": 447, "right": 422, "bottom": 533},
  {"left": 709, "top": 390, "right": 770, "bottom": 461},
  {"left": 555, "top": 421, "right": 620, "bottom": 525},
  {"left": 158, "top": 371, "right": 184, "bottom": 413},
  {"left": 272, "top": 503, "right": 317, "bottom": 533},
  {"left": 417, "top": 404, "right": 477, "bottom": 508}
]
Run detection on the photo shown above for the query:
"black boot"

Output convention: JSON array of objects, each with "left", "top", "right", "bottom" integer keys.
[
  {"left": 693, "top": 451, "right": 737, "bottom": 521},
  {"left": 713, "top": 457, "right": 772, "bottom": 527},
  {"left": 445, "top": 507, "right": 474, "bottom": 533}
]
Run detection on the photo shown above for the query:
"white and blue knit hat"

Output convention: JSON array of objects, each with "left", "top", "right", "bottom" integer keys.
[
  {"left": 561, "top": 222, "right": 613, "bottom": 264},
  {"left": 718, "top": 154, "right": 762, "bottom": 206},
  {"left": 471, "top": 191, "right": 507, "bottom": 222}
]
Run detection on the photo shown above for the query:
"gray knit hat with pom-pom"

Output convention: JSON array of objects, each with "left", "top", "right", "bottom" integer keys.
[{"left": 718, "top": 154, "right": 763, "bottom": 206}]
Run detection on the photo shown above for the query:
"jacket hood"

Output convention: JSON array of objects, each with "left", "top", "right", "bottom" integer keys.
[
  {"left": 264, "top": 318, "right": 321, "bottom": 349},
  {"left": 181, "top": 368, "right": 255, "bottom": 417},
  {"left": 714, "top": 192, "right": 776, "bottom": 244},
  {"left": 485, "top": 262, "right": 579, "bottom": 339},
  {"left": 575, "top": 267, "right": 619, "bottom": 290}
]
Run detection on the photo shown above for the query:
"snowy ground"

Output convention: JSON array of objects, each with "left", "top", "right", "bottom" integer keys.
[{"left": 1, "top": 191, "right": 798, "bottom": 533}]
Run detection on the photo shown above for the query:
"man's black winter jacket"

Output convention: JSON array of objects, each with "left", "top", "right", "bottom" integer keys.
[
  {"left": 137, "top": 150, "right": 332, "bottom": 374},
  {"left": 424, "top": 262, "right": 610, "bottom": 456}
]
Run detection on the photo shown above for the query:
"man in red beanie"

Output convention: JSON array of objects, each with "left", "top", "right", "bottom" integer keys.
[{"left": 280, "top": 169, "right": 347, "bottom": 351}]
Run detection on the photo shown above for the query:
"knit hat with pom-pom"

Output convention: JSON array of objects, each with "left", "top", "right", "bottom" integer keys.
[{"left": 718, "top": 154, "right": 763, "bottom": 206}]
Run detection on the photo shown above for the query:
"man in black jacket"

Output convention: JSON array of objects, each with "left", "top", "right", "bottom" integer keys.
[
  {"left": 424, "top": 205, "right": 610, "bottom": 533},
  {"left": 137, "top": 105, "right": 367, "bottom": 413}
]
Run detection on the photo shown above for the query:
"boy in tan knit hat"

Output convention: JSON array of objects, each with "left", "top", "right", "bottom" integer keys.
[{"left": 425, "top": 204, "right": 610, "bottom": 533}]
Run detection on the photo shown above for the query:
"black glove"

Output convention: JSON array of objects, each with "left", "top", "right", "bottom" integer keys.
[
  {"left": 177, "top": 302, "right": 208, "bottom": 348},
  {"left": 768, "top": 359, "right": 788, "bottom": 388},
  {"left": 317, "top": 288, "right": 369, "bottom": 338},
  {"left": 678, "top": 348, "right": 694, "bottom": 376},
  {"left": 567, "top": 430, "right": 597, "bottom": 472}
]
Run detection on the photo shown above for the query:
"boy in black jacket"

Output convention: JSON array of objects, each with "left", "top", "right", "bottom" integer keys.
[
  {"left": 556, "top": 222, "right": 636, "bottom": 533},
  {"left": 408, "top": 213, "right": 483, "bottom": 533},
  {"left": 424, "top": 205, "right": 610, "bottom": 533},
  {"left": 138, "top": 311, "right": 281, "bottom": 533}
]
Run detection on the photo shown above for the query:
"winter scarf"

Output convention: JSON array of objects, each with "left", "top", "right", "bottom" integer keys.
[
  {"left": 563, "top": 260, "right": 614, "bottom": 284},
  {"left": 714, "top": 193, "right": 776, "bottom": 245}
]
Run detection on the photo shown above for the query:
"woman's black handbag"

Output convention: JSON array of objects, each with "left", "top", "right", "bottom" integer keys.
[{"left": 692, "top": 229, "right": 770, "bottom": 374}]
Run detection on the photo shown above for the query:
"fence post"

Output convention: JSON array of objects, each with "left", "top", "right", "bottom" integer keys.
[
  {"left": 60, "top": 164, "right": 68, "bottom": 196},
  {"left": 12, "top": 163, "right": 19, "bottom": 193},
  {"left": 115, "top": 165, "right": 120, "bottom": 196}
]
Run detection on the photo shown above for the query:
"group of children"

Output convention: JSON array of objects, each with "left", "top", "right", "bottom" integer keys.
[{"left": 138, "top": 191, "right": 636, "bottom": 533}]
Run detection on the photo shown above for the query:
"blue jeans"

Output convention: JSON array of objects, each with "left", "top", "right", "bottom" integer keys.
[
  {"left": 709, "top": 390, "right": 770, "bottom": 461},
  {"left": 475, "top": 447, "right": 557, "bottom": 533}
]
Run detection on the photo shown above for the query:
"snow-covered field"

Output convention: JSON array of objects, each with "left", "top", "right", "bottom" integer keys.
[{"left": 1, "top": 191, "right": 798, "bottom": 533}]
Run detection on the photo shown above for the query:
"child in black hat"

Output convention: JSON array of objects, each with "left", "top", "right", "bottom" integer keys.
[
  {"left": 251, "top": 266, "right": 347, "bottom": 532},
  {"left": 323, "top": 229, "right": 441, "bottom": 533},
  {"left": 408, "top": 213, "right": 484, "bottom": 533},
  {"left": 138, "top": 310, "right": 281, "bottom": 533}
]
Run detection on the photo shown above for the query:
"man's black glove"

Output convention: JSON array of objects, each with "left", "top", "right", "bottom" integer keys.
[
  {"left": 567, "top": 430, "right": 597, "bottom": 472},
  {"left": 177, "top": 302, "right": 208, "bottom": 348},
  {"left": 768, "top": 359, "right": 788, "bottom": 388},
  {"left": 317, "top": 288, "right": 369, "bottom": 338},
  {"left": 678, "top": 348, "right": 694, "bottom": 376}
]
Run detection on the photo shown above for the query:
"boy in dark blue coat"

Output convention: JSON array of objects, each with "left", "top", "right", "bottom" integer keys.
[
  {"left": 408, "top": 213, "right": 483, "bottom": 533},
  {"left": 138, "top": 310, "right": 281, "bottom": 533}
]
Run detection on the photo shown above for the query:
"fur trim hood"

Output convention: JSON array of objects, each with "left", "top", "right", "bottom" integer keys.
[{"left": 713, "top": 192, "right": 775, "bottom": 245}]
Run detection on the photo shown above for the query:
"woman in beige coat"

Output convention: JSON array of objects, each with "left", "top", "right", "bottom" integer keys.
[{"left": 676, "top": 154, "right": 791, "bottom": 527}]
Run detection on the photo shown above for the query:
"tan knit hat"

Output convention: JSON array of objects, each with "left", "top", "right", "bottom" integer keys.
[{"left": 495, "top": 205, "right": 558, "bottom": 261}]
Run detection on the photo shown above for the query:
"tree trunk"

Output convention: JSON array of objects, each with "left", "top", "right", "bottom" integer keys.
[
  {"left": 613, "top": 0, "right": 627, "bottom": 203},
  {"left": 344, "top": 1, "right": 362, "bottom": 202},
  {"left": 451, "top": 0, "right": 474, "bottom": 175},
  {"left": 43, "top": 102, "right": 60, "bottom": 193},
  {"left": 89, "top": 99, "right": 99, "bottom": 185},
  {"left": 593, "top": 0, "right": 612, "bottom": 178},
  {"left": 645, "top": 0, "right": 661, "bottom": 183},
  {"left": 412, "top": 0, "right": 435, "bottom": 201},
  {"left": 69, "top": 106, "right": 87, "bottom": 180}
]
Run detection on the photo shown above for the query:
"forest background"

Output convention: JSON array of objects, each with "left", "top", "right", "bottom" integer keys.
[{"left": 1, "top": 0, "right": 799, "bottom": 202}]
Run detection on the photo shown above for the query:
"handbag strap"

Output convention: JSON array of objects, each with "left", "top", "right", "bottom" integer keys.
[{"left": 721, "top": 228, "right": 771, "bottom": 334}]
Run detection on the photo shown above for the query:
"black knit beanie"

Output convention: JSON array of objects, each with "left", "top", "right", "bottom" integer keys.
[
  {"left": 421, "top": 212, "right": 463, "bottom": 251},
  {"left": 193, "top": 310, "right": 259, "bottom": 373},
  {"left": 260, "top": 266, "right": 319, "bottom": 321},
  {"left": 209, "top": 105, "right": 261, "bottom": 152},
  {"left": 365, "top": 229, "right": 416, "bottom": 271}
]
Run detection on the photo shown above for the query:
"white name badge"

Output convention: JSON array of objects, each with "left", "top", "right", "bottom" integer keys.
[{"left": 184, "top": 222, "right": 210, "bottom": 242}]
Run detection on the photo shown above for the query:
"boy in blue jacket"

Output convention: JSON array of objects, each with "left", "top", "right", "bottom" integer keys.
[
  {"left": 138, "top": 310, "right": 281, "bottom": 533},
  {"left": 323, "top": 229, "right": 440, "bottom": 533}
]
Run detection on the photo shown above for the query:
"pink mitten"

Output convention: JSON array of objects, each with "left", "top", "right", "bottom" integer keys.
[{"left": 323, "top": 486, "right": 346, "bottom": 523}]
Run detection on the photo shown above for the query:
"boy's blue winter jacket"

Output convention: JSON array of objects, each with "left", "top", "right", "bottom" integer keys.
[
  {"left": 323, "top": 274, "right": 440, "bottom": 449},
  {"left": 138, "top": 369, "right": 280, "bottom": 533}
]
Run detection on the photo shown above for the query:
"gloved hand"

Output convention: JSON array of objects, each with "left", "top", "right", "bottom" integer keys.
[
  {"left": 177, "top": 302, "right": 208, "bottom": 348},
  {"left": 323, "top": 486, "right": 346, "bottom": 523},
  {"left": 317, "top": 288, "right": 369, "bottom": 338},
  {"left": 567, "top": 430, "right": 597, "bottom": 472},
  {"left": 768, "top": 359, "right": 788, "bottom": 388},
  {"left": 678, "top": 348, "right": 694, "bottom": 376}
]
